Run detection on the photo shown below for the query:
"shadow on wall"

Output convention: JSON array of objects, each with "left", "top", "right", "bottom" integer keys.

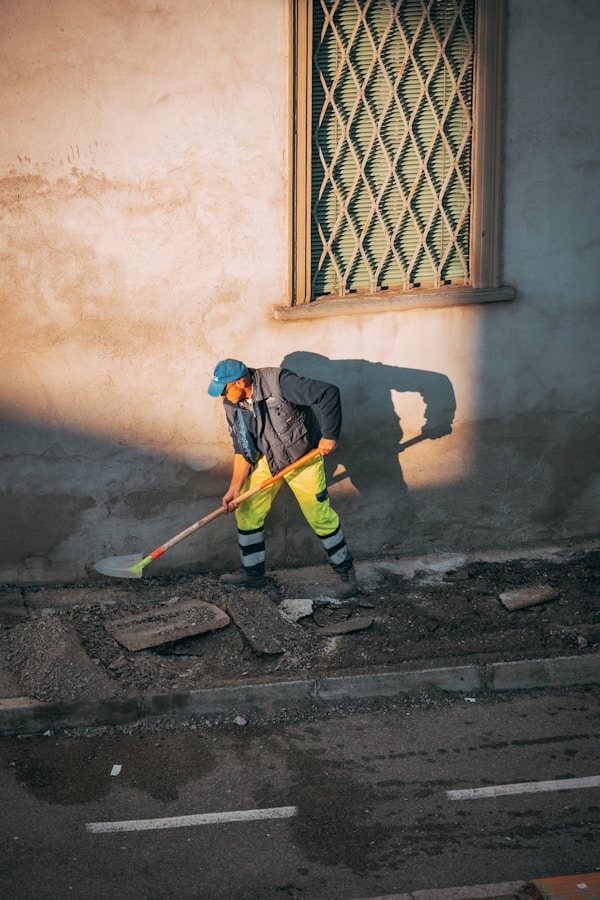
[
  {"left": 0, "top": 412, "right": 236, "bottom": 583},
  {"left": 0, "top": 356, "right": 456, "bottom": 582},
  {"left": 280, "top": 352, "right": 456, "bottom": 553}
]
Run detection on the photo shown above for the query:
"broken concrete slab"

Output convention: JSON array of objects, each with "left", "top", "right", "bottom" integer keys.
[
  {"left": 106, "top": 600, "right": 230, "bottom": 651},
  {"left": 313, "top": 607, "right": 351, "bottom": 627},
  {"left": 317, "top": 615, "right": 374, "bottom": 636},
  {"left": 226, "top": 592, "right": 296, "bottom": 656},
  {"left": 278, "top": 598, "right": 314, "bottom": 623},
  {"left": 499, "top": 584, "right": 559, "bottom": 610}
]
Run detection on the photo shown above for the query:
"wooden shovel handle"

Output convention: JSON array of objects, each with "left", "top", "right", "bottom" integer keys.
[{"left": 141, "top": 447, "right": 323, "bottom": 564}]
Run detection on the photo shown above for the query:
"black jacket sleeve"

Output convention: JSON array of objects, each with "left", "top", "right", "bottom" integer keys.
[{"left": 278, "top": 369, "right": 342, "bottom": 440}]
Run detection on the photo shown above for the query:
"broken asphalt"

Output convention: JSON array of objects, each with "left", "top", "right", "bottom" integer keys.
[
  {"left": 1, "top": 545, "right": 599, "bottom": 900},
  {"left": 0, "top": 539, "right": 599, "bottom": 737}
]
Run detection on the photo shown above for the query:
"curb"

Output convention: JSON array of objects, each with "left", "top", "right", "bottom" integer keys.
[{"left": 0, "top": 653, "right": 598, "bottom": 736}]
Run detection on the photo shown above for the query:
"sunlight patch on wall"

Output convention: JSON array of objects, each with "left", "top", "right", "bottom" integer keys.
[
  {"left": 0, "top": 348, "right": 223, "bottom": 471},
  {"left": 387, "top": 344, "right": 478, "bottom": 488}
]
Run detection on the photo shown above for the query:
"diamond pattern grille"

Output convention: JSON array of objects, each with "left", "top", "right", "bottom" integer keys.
[{"left": 311, "top": 0, "right": 475, "bottom": 297}]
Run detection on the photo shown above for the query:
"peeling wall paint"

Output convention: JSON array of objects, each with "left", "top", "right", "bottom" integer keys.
[{"left": 0, "top": 0, "right": 599, "bottom": 583}]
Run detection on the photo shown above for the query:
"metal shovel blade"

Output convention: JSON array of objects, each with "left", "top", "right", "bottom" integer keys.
[{"left": 93, "top": 554, "right": 145, "bottom": 579}]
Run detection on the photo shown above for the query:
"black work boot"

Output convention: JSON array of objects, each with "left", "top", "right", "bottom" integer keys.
[
  {"left": 335, "top": 565, "right": 357, "bottom": 599},
  {"left": 220, "top": 570, "right": 266, "bottom": 589}
]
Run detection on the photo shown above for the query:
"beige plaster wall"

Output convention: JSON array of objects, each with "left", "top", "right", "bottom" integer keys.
[
  {"left": 1, "top": 0, "right": 289, "bottom": 458},
  {"left": 1, "top": 0, "right": 598, "bottom": 582}
]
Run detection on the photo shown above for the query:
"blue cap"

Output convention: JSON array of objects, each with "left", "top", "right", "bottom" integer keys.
[{"left": 207, "top": 359, "right": 247, "bottom": 397}]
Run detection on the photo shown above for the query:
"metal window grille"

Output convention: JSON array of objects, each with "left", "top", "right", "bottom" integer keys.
[{"left": 311, "top": 0, "right": 475, "bottom": 299}]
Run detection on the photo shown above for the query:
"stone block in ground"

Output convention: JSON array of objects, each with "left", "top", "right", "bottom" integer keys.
[
  {"left": 225, "top": 592, "right": 298, "bottom": 656},
  {"left": 499, "top": 584, "right": 559, "bottom": 610},
  {"left": 4, "top": 613, "right": 117, "bottom": 702},
  {"left": 106, "top": 600, "right": 230, "bottom": 651}
]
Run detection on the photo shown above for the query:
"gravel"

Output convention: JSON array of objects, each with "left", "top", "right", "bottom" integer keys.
[{"left": 1, "top": 546, "right": 598, "bottom": 714}]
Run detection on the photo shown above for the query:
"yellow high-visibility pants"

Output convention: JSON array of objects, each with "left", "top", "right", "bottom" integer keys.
[{"left": 234, "top": 454, "right": 352, "bottom": 574}]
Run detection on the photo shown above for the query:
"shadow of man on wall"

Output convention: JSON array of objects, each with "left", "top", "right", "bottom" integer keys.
[{"left": 280, "top": 351, "right": 456, "bottom": 552}]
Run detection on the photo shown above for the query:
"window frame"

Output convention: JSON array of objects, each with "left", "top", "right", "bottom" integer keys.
[{"left": 276, "top": 0, "right": 514, "bottom": 321}]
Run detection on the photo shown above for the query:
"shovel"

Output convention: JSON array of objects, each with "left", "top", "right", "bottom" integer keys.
[{"left": 93, "top": 448, "right": 322, "bottom": 579}]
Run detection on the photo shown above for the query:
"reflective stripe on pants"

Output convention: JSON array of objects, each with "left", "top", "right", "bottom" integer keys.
[
  {"left": 237, "top": 526, "right": 265, "bottom": 575},
  {"left": 317, "top": 525, "right": 353, "bottom": 571}
]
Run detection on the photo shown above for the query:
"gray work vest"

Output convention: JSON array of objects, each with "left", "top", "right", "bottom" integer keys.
[{"left": 226, "top": 367, "right": 320, "bottom": 473}]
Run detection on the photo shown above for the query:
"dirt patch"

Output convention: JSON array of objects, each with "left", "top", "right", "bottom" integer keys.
[
  {"left": 0, "top": 546, "right": 599, "bottom": 703},
  {"left": 1, "top": 613, "right": 116, "bottom": 702}
]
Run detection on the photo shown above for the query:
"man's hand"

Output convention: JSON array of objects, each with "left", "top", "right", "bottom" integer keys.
[
  {"left": 222, "top": 453, "right": 252, "bottom": 513},
  {"left": 318, "top": 437, "right": 337, "bottom": 455},
  {"left": 222, "top": 486, "right": 242, "bottom": 514}
]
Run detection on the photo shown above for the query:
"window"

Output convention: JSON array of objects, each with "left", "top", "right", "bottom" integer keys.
[{"left": 276, "top": 0, "right": 514, "bottom": 320}]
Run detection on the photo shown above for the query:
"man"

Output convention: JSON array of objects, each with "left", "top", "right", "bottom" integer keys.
[{"left": 208, "top": 359, "right": 356, "bottom": 597}]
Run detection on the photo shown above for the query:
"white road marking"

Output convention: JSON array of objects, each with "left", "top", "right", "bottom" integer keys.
[
  {"left": 86, "top": 805, "right": 297, "bottom": 834},
  {"left": 447, "top": 774, "right": 600, "bottom": 801}
]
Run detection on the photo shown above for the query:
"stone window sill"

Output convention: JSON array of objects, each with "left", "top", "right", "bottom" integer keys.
[{"left": 273, "top": 286, "right": 516, "bottom": 321}]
